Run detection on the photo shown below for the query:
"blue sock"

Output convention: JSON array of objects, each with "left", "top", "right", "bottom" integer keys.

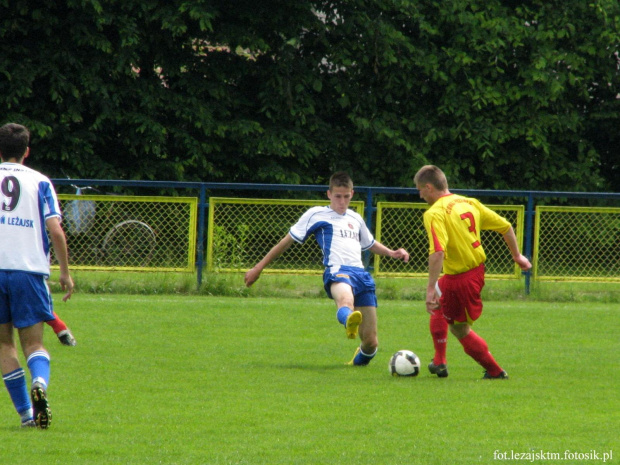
[
  {"left": 354, "top": 347, "right": 377, "bottom": 366},
  {"left": 336, "top": 306, "right": 353, "bottom": 326},
  {"left": 27, "top": 350, "right": 50, "bottom": 389},
  {"left": 3, "top": 368, "right": 32, "bottom": 418}
]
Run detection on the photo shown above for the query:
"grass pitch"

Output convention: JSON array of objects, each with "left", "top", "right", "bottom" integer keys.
[{"left": 2, "top": 294, "right": 618, "bottom": 464}]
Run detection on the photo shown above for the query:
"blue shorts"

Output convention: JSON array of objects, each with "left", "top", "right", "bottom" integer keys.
[
  {"left": 323, "top": 265, "right": 378, "bottom": 308},
  {"left": 0, "top": 271, "right": 55, "bottom": 328}
]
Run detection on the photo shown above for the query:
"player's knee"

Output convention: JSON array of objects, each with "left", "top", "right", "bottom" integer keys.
[
  {"left": 449, "top": 323, "right": 470, "bottom": 340},
  {"left": 335, "top": 298, "right": 355, "bottom": 309}
]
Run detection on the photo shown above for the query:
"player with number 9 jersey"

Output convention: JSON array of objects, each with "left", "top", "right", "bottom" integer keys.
[
  {"left": 0, "top": 123, "right": 74, "bottom": 429},
  {"left": 0, "top": 163, "right": 62, "bottom": 276}
]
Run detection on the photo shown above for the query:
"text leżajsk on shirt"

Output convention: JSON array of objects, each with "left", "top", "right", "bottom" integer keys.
[
  {"left": 289, "top": 206, "right": 375, "bottom": 273},
  {"left": 0, "top": 163, "right": 62, "bottom": 276}
]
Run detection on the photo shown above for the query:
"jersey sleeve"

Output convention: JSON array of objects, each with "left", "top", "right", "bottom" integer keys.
[
  {"left": 475, "top": 199, "right": 511, "bottom": 234},
  {"left": 289, "top": 206, "right": 323, "bottom": 244},
  {"left": 40, "top": 179, "right": 62, "bottom": 221},
  {"left": 347, "top": 210, "right": 374, "bottom": 251},
  {"left": 423, "top": 209, "right": 447, "bottom": 255}
]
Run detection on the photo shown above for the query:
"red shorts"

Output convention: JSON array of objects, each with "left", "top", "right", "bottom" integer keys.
[{"left": 437, "top": 264, "right": 485, "bottom": 325}]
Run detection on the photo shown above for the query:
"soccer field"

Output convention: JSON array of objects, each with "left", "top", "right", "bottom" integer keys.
[{"left": 2, "top": 295, "right": 618, "bottom": 465}]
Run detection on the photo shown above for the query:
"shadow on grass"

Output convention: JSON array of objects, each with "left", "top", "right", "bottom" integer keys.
[{"left": 271, "top": 363, "right": 351, "bottom": 371}]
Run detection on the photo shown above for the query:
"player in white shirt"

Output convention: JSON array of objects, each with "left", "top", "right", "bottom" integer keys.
[
  {"left": 0, "top": 123, "right": 74, "bottom": 428},
  {"left": 245, "top": 172, "right": 409, "bottom": 365}
]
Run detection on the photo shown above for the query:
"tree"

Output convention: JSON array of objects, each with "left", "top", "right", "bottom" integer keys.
[{"left": 1, "top": 0, "right": 618, "bottom": 191}]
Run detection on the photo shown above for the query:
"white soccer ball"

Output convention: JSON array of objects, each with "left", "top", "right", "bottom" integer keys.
[{"left": 389, "top": 350, "right": 421, "bottom": 377}]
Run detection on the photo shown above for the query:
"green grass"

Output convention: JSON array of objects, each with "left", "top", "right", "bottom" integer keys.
[
  {"left": 55, "top": 270, "right": 620, "bottom": 303},
  {"left": 2, "top": 294, "right": 618, "bottom": 464}
]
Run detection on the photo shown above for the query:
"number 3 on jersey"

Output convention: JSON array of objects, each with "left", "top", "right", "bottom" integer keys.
[{"left": 459, "top": 212, "right": 481, "bottom": 249}]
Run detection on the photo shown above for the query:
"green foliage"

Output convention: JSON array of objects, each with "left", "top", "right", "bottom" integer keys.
[
  {"left": 1, "top": 1, "right": 618, "bottom": 190},
  {"left": 4, "top": 295, "right": 617, "bottom": 464},
  {"left": 211, "top": 223, "right": 250, "bottom": 270}
]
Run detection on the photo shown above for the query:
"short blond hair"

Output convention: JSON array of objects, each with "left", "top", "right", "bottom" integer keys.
[{"left": 413, "top": 165, "right": 448, "bottom": 190}]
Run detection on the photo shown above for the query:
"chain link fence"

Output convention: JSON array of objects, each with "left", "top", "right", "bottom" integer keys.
[
  {"left": 534, "top": 206, "right": 620, "bottom": 281},
  {"left": 53, "top": 194, "right": 197, "bottom": 271},
  {"left": 207, "top": 198, "right": 524, "bottom": 279},
  {"left": 369, "top": 202, "right": 523, "bottom": 278},
  {"left": 47, "top": 179, "right": 620, "bottom": 286},
  {"left": 207, "top": 198, "right": 364, "bottom": 273}
]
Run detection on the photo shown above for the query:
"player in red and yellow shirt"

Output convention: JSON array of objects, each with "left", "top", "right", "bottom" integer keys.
[{"left": 414, "top": 165, "right": 531, "bottom": 379}]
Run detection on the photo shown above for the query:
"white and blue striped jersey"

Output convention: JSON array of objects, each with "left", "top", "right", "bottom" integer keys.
[
  {"left": 289, "top": 206, "right": 375, "bottom": 272},
  {"left": 0, "top": 162, "right": 62, "bottom": 276}
]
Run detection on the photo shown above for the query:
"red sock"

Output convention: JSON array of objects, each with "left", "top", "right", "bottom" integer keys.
[
  {"left": 46, "top": 312, "right": 68, "bottom": 334},
  {"left": 430, "top": 311, "right": 448, "bottom": 365},
  {"left": 458, "top": 330, "right": 502, "bottom": 376}
]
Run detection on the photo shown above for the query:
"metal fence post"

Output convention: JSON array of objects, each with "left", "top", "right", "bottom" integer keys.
[
  {"left": 365, "top": 188, "right": 374, "bottom": 271},
  {"left": 196, "top": 184, "right": 207, "bottom": 287},
  {"left": 523, "top": 192, "right": 535, "bottom": 294}
]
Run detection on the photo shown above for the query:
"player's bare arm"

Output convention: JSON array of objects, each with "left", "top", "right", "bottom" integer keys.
[
  {"left": 369, "top": 242, "right": 410, "bottom": 263},
  {"left": 426, "top": 251, "right": 444, "bottom": 314},
  {"left": 244, "top": 234, "right": 295, "bottom": 287},
  {"left": 501, "top": 228, "right": 532, "bottom": 271},
  {"left": 46, "top": 217, "right": 74, "bottom": 302}
]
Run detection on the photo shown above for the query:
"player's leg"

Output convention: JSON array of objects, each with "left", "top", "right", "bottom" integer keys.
[
  {"left": 0, "top": 322, "right": 35, "bottom": 427},
  {"left": 428, "top": 310, "right": 449, "bottom": 377},
  {"left": 347, "top": 305, "right": 378, "bottom": 366},
  {"left": 330, "top": 282, "right": 362, "bottom": 339},
  {"left": 346, "top": 270, "right": 379, "bottom": 365},
  {"left": 429, "top": 278, "right": 448, "bottom": 376},
  {"left": 19, "top": 323, "right": 49, "bottom": 389},
  {"left": 46, "top": 311, "right": 76, "bottom": 346},
  {"left": 19, "top": 323, "right": 53, "bottom": 428},
  {"left": 12, "top": 272, "right": 56, "bottom": 428},
  {"left": 443, "top": 265, "right": 505, "bottom": 378},
  {"left": 45, "top": 311, "right": 66, "bottom": 334},
  {"left": 450, "top": 323, "right": 506, "bottom": 378}
]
